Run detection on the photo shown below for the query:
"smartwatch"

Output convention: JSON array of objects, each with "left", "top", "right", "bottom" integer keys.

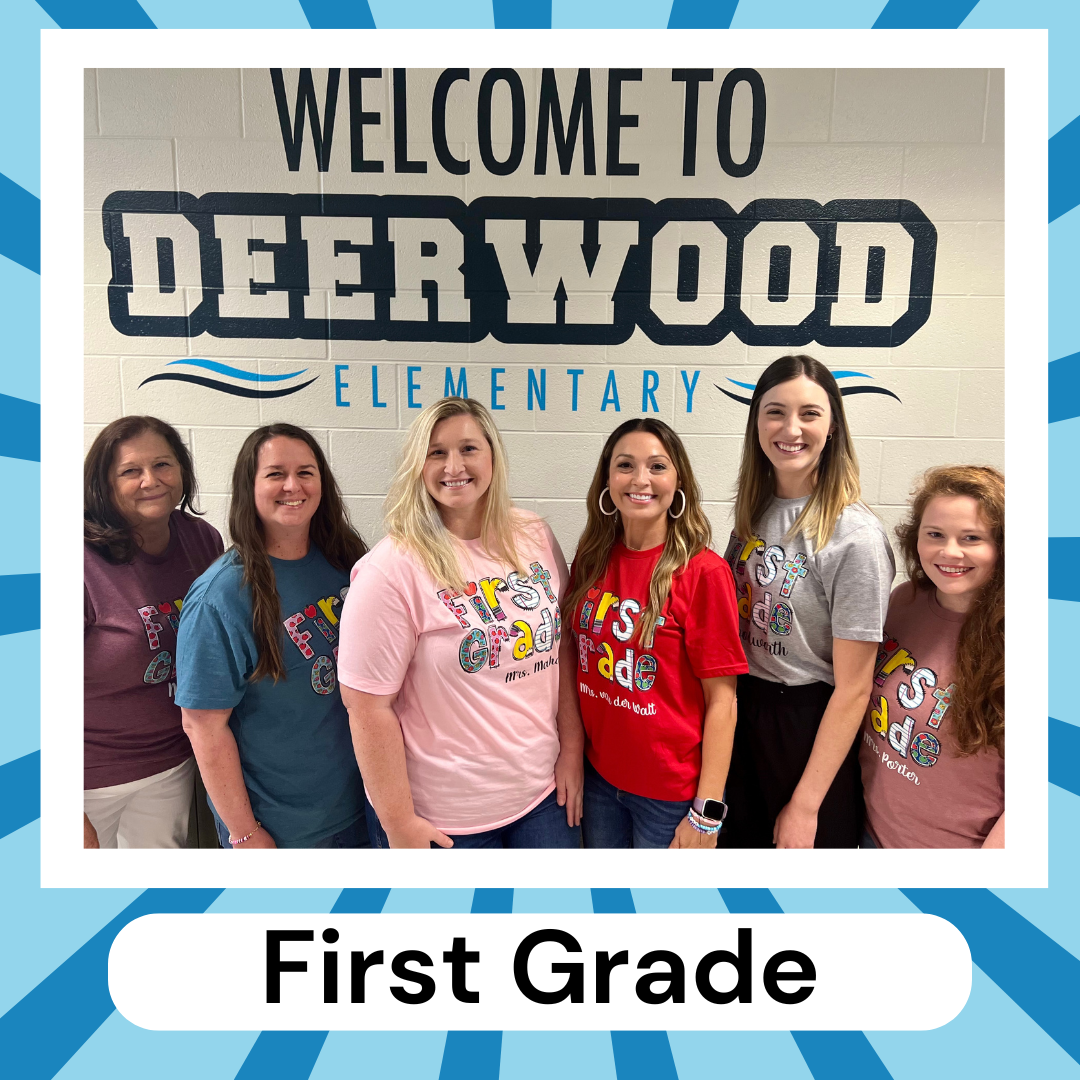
[{"left": 692, "top": 796, "right": 728, "bottom": 822}]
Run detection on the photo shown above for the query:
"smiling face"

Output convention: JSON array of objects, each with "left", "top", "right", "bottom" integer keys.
[
  {"left": 917, "top": 495, "right": 1000, "bottom": 613},
  {"left": 756, "top": 374, "right": 835, "bottom": 498},
  {"left": 111, "top": 431, "right": 184, "bottom": 533},
  {"left": 422, "top": 413, "right": 494, "bottom": 525},
  {"left": 253, "top": 436, "right": 322, "bottom": 538},
  {"left": 607, "top": 430, "right": 679, "bottom": 547}
]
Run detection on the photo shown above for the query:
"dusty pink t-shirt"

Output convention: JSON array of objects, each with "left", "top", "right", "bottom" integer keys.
[
  {"left": 859, "top": 582, "right": 1004, "bottom": 848},
  {"left": 337, "top": 515, "right": 567, "bottom": 833}
]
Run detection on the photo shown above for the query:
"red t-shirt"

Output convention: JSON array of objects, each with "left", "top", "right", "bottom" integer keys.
[{"left": 571, "top": 544, "right": 747, "bottom": 800}]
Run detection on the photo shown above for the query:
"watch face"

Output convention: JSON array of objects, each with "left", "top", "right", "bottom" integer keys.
[{"left": 701, "top": 799, "right": 728, "bottom": 821}]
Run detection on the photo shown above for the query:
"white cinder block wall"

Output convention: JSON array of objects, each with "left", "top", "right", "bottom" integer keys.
[{"left": 85, "top": 68, "right": 1003, "bottom": 563}]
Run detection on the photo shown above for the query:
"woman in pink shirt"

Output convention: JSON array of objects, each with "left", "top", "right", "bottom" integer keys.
[
  {"left": 337, "top": 398, "right": 583, "bottom": 848},
  {"left": 859, "top": 465, "right": 1004, "bottom": 848}
]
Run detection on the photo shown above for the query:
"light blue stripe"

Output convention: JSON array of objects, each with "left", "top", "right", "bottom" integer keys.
[
  {"left": 206, "top": 888, "right": 343, "bottom": 913},
  {"left": 0, "top": 254, "right": 41, "bottom": 402},
  {"left": 0, "top": 823, "right": 140, "bottom": 1017},
  {"left": 0, "top": 0, "right": 57, "bottom": 196},
  {"left": 873, "top": 0, "right": 979, "bottom": 29},
  {"left": 168, "top": 359, "right": 309, "bottom": 382},
  {"left": 1050, "top": 602, "right": 1080, "bottom": 723},
  {"left": 551, "top": 0, "right": 671, "bottom": 28},
  {"left": 770, "top": 888, "right": 919, "bottom": 914},
  {"left": 297, "top": 0, "right": 376, "bottom": 27},
  {"left": 138, "top": 0, "right": 309, "bottom": 27},
  {"left": 667, "top": 0, "right": 738, "bottom": 27},
  {"left": 33, "top": 0, "right": 155, "bottom": 28},
  {"left": 629, "top": 888, "right": 728, "bottom": 913},
  {"left": 993, "top": 786, "right": 1080, "bottom": 963},
  {"left": 830, "top": 370, "right": 872, "bottom": 379},
  {"left": 53, "top": 1012, "right": 258, "bottom": 1080},
  {"left": 730, "top": 0, "right": 883, "bottom": 27},
  {"left": 865, "top": 965, "right": 1080, "bottom": 1080},
  {"left": 0, "top": 460, "right": 38, "bottom": 572},
  {"left": 234, "top": 1031, "right": 328, "bottom": 1080},
  {"left": 0, "top": 752, "right": 38, "bottom": 840},
  {"left": 381, "top": 888, "right": 475, "bottom": 913},
  {"left": 0, "top": 170, "right": 40, "bottom": 274},
  {"left": 501, "top": 1032, "right": 618, "bottom": 1080},
  {"left": 1050, "top": 421, "right": 1080, "bottom": 533},
  {"left": 0, "top": 630, "right": 41, "bottom": 768},
  {"left": 512, "top": 888, "right": 594, "bottom": 912},
  {"left": 1050, "top": 204, "right": 1080, "bottom": 362},
  {"left": 962, "top": 0, "right": 1080, "bottom": 137},
  {"left": 367, "top": 0, "right": 494, "bottom": 26},
  {"left": 670, "top": 1032, "right": 814, "bottom": 1080},
  {"left": 309, "top": 1032, "right": 447, "bottom": 1080}
]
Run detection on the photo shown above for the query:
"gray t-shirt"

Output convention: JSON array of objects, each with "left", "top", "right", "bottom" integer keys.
[{"left": 724, "top": 497, "right": 895, "bottom": 686}]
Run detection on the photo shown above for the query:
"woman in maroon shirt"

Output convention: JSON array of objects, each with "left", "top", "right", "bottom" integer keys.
[{"left": 83, "top": 416, "right": 222, "bottom": 848}]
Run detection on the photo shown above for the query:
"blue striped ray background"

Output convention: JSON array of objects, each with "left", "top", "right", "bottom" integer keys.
[{"left": 1, "top": 1, "right": 1072, "bottom": 1078}]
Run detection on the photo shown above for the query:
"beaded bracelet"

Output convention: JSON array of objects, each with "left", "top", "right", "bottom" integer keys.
[
  {"left": 229, "top": 821, "right": 262, "bottom": 847},
  {"left": 686, "top": 809, "right": 722, "bottom": 835}
]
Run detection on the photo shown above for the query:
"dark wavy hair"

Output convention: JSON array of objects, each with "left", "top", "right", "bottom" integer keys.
[
  {"left": 896, "top": 465, "right": 1004, "bottom": 757},
  {"left": 229, "top": 424, "right": 368, "bottom": 682},
  {"left": 84, "top": 415, "right": 202, "bottom": 564}
]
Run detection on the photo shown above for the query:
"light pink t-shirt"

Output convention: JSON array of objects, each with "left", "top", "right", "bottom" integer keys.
[{"left": 337, "top": 514, "right": 567, "bottom": 833}]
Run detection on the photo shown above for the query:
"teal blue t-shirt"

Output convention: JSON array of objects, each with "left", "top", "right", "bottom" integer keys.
[{"left": 176, "top": 547, "right": 363, "bottom": 847}]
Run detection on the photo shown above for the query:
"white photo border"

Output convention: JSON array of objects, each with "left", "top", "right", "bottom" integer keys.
[{"left": 44, "top": 27, "right": 1047, "bottom": 889}]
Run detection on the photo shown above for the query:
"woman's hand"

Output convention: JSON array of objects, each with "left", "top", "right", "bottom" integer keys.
[
  {"left": 773, "top": 797, "right": 818, "bottom": 848},
  {"left": 554, "top": 743, "right": 584, "bottom": 828},
  {"left": 385, "top": 814, "right": 454, "bottom": 849},
  {"left": 83, "top": 813, "right": 100, "bottom": 849},
  {"left": 669, "top": 814, "right": 719, "bottom": 849}
]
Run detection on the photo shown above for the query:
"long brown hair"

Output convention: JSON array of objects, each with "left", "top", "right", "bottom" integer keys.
[
  {"left": 229, "top": 424, "right": 367, "bottom": 682},
  {"left": 896, "top": 465, "right": 1004, "bottom": 757},
  {"left": 733, "top": 355, "right": 862, "bottom": 552},
  {"left": 564, "top": 418, "right": 711, "bottom": 648},
  {"left": 84, "top": 415, "right": 202, "bottom": 564}
]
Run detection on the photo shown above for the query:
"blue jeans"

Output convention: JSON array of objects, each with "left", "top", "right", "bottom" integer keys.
[
  {"left": 210, "top": 802, "right": 369, "bottom": 849},
  {"left": 365, "top": 789, "right": 581, "bottom": 849},
  {"left": 581, "top": 759, "right": 691, "bottom": 849}
]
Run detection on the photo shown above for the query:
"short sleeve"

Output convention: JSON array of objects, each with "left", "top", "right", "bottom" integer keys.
[
  {"left": 174, "top": 593, "right": 256, "bottom": 710},
  {"left": 683, "top": 556, "right": 749, "bottom": 679},
  {"left": 818, "top": 522, "right": 896, "bottom": 642},
  {"left": 336, "top": 558, "right": 419, "bottom": 696}
]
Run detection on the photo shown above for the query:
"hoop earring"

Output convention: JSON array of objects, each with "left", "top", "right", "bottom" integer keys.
[
  {"left": 826, "top": 433, "right": 833, "bottom": 441},
  {"left": 669, "top": 489, "right": 687, "bottom": 520},
  {"left": 598, "top": 487, "right": 618, "bottom": 517}
]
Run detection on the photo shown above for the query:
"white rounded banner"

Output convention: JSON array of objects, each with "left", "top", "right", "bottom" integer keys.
[{"left": 110, "top": 913, "right": 971, "bottom": 1031}]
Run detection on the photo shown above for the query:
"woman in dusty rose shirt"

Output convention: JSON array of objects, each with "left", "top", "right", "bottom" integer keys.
[
  {"left": 859, "top": 466, "right": 1004, "bottom": 848},
  {"left": 84, "top": 416, "right": 222, "bottom": 848},
  {"left": 337, "top": 397, "right": 584, "bottom": 849}
]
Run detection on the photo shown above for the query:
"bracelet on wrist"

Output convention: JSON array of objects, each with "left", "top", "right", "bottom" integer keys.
[
  {"left": 229, "top": 821, "right": 262, "bottom": 846},
  {"left": 686, "top": 809, "right": 722, "bottom": 835}
]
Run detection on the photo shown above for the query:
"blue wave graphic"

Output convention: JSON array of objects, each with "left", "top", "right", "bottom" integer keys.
[
  {"left": 138, "top": 373, "right": 318, "bottom": 399},
  {"left": 728, "top": 370, "right": 872, "bottom": 391},
  {"left": 167, "top": 359, "right": 308, "bottom": 382}
]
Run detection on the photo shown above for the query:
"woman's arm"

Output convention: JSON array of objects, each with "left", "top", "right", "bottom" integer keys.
[
  {"left": 340, "top": 684, "right": 453, "bottom": 849},
  {"left": 773, "top": 638, "right": 878, "bottom": 849},
  {"left": 982, "top": 814, "right": 1005, "bottom": 848},
  {"left": 670, "top": 675, "right": 738, "bottom": 849},
  {"left": 181, "top": 708, "right": 276, "bottom": 849},
  {"left": 554, "top": 631, "right": 585, "bottom": 827},
  {"left": 83, "top": 813, "right": 99, "bottom": 849}
]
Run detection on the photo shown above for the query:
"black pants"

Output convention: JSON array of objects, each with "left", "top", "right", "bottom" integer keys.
[{"left": 719, "top": 674, "right": 863, "bottom": 848}]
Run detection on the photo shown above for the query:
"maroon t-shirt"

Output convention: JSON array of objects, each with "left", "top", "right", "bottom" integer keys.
[{"left": 84, "top": 511, "right": 223, "bottom": 788}]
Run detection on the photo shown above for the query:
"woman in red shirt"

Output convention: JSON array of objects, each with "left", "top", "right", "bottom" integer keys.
[{"left": 564, "top": 418, "right": 747, "bottom": 848}]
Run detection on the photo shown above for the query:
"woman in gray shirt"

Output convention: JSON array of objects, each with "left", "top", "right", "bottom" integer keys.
[{"left": 721, "top": 355, "right": 894, "bottom": 848}]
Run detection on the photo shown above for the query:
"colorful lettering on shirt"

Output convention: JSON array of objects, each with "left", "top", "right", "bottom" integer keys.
[
  {"left": 534, "top": 608, "right": 555, "bottom": 653},
  {"left": 737, "top": 582, "right": 752, "bottom": 621},
  {"left": 634, "top": 653, "right": 657, "bottom": 691},
  {"left": 898, "top": 666, "right": 936, "bottom": 711},
  {"left": 138, "top": 605, "right": 163, "bottom": 650},
  {"left": 611, "top": 598, "right": 639, "bottom": 643},
  {"left": 314, "top": 615, "right": 337, "bottom": 643},
  {"left": 530, "top": 561, "right": 557, "bottom": 603},
  {"left": 479, "top": 577, "right": 508, "bottom": 621},
  {"left": 317, "top": 595, "right": 341, "bottom": 625},
  {"left": 438, "top": 588, "right": 471, "bottom": 628},
  {"left": 579, "top": 585, "right": 601, "bottom": 630},
  {"left": 769, "top": 600, "right": 793, "bottom": 636},
  {"left": 870, "top": 694, "right": 888, "bottom": 735},
  {"left": 283, "top": 612, "right": 315, "bottom": 659},
  {"left": 757, "top": 545, "right": 783, "bottom": 586},
  {"left": 487, "top": 625, "right": 511, "bottom": 668},
  {"left": 875, "top": 646, "right": 914, "bottom": 686},
  {"left": 910, "top": 730, "right": 940, "bottom": 767},
  {"left": 751, "top": 590, "right": 772, "bottom": 633},
  {"left": 507, "top": 571, "right": 541, "bottom": 610},
  {"left": 780, "top": 552, "right": 809, "bottom": 598},
  {"left": 928, "top": 683, "right": 954, "bottom": 729},
  {"left": 310, "top": 654, "right": 336, "bottom": 695},
  {"left": 143, "top": 650, "right": 173, "bottom": 685},
  {"left": 592, "top": 592, "right": 621, "bottom": 636},
  {"left": 578, "top": 634, "right": 596, "bottom": 672},
  {"left": 459, "top": 627, "right": 487, "bottom": 673},
  {"left": 733, "top": 533, "right": 764, "bottom": 576},
  {"left": 597, "top": 641, "right": 615, "bottom": 681},
  {"left": 888, "top": 715, "right": 915, "bottom": 757},
  {"left": 511, "top": 620, "right": 535, "bottom": 661}
]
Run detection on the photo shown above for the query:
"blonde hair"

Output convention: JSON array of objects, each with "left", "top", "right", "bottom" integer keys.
[
  {"left": 384, "top": 397, "right": 529, "bottom": 590},
  {"left": 734, "top": 355, "right": 863, "bottom": 552},
  {"left": 563, "top": 418, "right": 711, "bottom": 649}
]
